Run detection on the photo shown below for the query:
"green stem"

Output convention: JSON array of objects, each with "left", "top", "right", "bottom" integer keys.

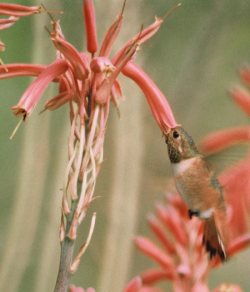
[
  {"left": 54, "top": 238, "right": 75, "bottom": 292},
  {"left": 54, "top": 200, "right": 78, "bottom": 292}
]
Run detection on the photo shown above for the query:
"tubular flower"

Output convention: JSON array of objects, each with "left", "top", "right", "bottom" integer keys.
[
  {"left": 11, "top": 59, "right": 68, "bottom": 119},
  {"left": 0, "top": 3, "right": 43, "bottom": 51},
  {"left": 123, "top": 62, "right": 178, "bottom": 132},
  {"left": 0, "top": 3, "right": 42, "bottom": 17}
]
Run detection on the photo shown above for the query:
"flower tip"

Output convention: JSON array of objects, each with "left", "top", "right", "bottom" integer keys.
[
  {"left": 83, "top": 0, "right": 98, "bottom": 54},
  {"left": 123, "top": 276, "right": 142, "bottom": 292}
]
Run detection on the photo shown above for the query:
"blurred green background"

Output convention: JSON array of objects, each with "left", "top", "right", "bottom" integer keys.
[{"left": 0, "top": 0, "right": 249, "bottom": 291}]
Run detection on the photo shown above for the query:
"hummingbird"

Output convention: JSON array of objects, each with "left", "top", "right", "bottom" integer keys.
[{"left": 165, "top": 126, "right": 228, "bottom": 261}]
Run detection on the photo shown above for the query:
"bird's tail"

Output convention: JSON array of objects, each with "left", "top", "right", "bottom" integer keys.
[{"left": 203, "top": 212, "right": 228, "bottom": 261}]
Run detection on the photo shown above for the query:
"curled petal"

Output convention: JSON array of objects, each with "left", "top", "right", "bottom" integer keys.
[
  {"left": 83, "top": 0, "right": 98, "bottom": 54},
  {"left": 200, "top": 126, "right": 250, "bottom": 154},
  {"left": 52, "top": 36, "right": 89, "bottom": 80},
  {"left": 0, "top": 64, "right": 45, "bottom": 79},
  {"left": 0, "top": 3, "right": 41, "bottom": 16},
  {"left": 123, "top": 276, "right": 142, "bottom": 292},
  {"left": 135, "top": 236, "right": 175, "bottom": 274},
  {"left": 122, "top": 62, "right": 177, "bottom": 132},
  {"left": 12, "top": 59, "right": 68, "bottom": 118},
  {"left": 0, "top": 16, "right": 19, "bottom": 30},
  {"left": 112, "top": 17, "right": 164, "bottom": 65},
  {"left": 230, "top": 87, "right": 250, "bottom": 116}
]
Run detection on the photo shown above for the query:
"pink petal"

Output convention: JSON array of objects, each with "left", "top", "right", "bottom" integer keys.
[
  {"left": 141, "top": 268, "right": 174, "bottom": 284},
  {"left": 123, "top": 276, "right": 142, "bottom": 292},
  {"left": 52, "top": 35, "right": 89, "bottom": 80},
  {"left": 135, "top": 236, "right": 175, "bottom": 274},
  {"left": 140, "top": 287, "right": 163, "bottom": 292},
  {"left": 156, "top": 204, "right": 187, "bottom": 246},
  {"left": 12, "top": 59, "right": 68, "bottom": 118},
  {"left": 192, "top": 282, "right": 210, "bottom": 292},
  {"left": 68, "top": 285, "right": 85, "bottom": 292},
  {"left": 0, "top": 16, "right": 19, "bottom": 30},
  {"left": 99, "top": 11, "right": 123, "bottom": 57},
  {"left": 42, "top": 91, "right": 70, "bottom": 111},
  {"left": 122, "top": 62, "right": 177, "bottom": 132},
  {"left": 147, "top": 214, "right": 175, "bottom": 254},
  {"left": 230, "top": 87, "right": 250, "bottom": 116},
  {"left": 90, "top": 57, "right": 115, "bottom": 74},
  {"left": 83, "top": 0, "right": 98, "bottom": 54},
  {"left": 0, "top": 3, "right": 41, "bottom": 16},
  {"left": 95, "top": 41, "right": 139, "bottom": 104},
  {"left": 200, "top": 126, "right": 250, "bottom": 154},
  {"left": 228, "top": 233, "right": 250, "bottom": 256},
  {"left": 112, "top": 17, "right": 164, "bottom": 65},
  {"left": 0, "top": 64, "right": 45, "bottom": 79}
]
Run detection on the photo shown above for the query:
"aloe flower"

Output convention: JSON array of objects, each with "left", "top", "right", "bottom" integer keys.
[
  {"left": 134, "top": 193, "right": 250, "bottom": 291},
  {"left": 0, "top": 3, "right": 42, "bottom": 51},
  {"left": 0, "top": 1, "right": 179, "bottom": 291}
]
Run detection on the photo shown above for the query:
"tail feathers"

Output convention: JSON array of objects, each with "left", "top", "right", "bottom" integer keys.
[{"left": 203, "top": 215, "right": 227, "bottom": 261}]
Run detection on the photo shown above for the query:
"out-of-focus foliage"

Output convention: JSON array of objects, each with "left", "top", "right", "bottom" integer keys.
[{"left": 0, "top": 0, "right": 249, "bottom": 291}]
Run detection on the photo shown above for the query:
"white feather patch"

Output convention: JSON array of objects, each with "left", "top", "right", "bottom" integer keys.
[{"left": 172, "top": 157, "right": 197, "bottom": 175}]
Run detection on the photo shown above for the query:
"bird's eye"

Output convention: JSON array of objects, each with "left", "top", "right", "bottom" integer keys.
[{"left": 172, "top": 130, "right": 179, "bottom": 139}]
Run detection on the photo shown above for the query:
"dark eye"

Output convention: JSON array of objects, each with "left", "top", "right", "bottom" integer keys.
[{"left": 172, "top": 130, "right": 179, "bottom": 139}]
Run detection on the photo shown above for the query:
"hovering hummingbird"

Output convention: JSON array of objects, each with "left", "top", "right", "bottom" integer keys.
[{"left": 165, "top": 126, "right": 228, "bottom": 261}]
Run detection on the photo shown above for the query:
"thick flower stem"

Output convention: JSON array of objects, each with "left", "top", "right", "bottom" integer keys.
[
  {"left": 54, "top": 200, "right": 78, "bottom": 292},
  {"left": 54, "top": 238, "right": 75, "bottom": 292}
]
